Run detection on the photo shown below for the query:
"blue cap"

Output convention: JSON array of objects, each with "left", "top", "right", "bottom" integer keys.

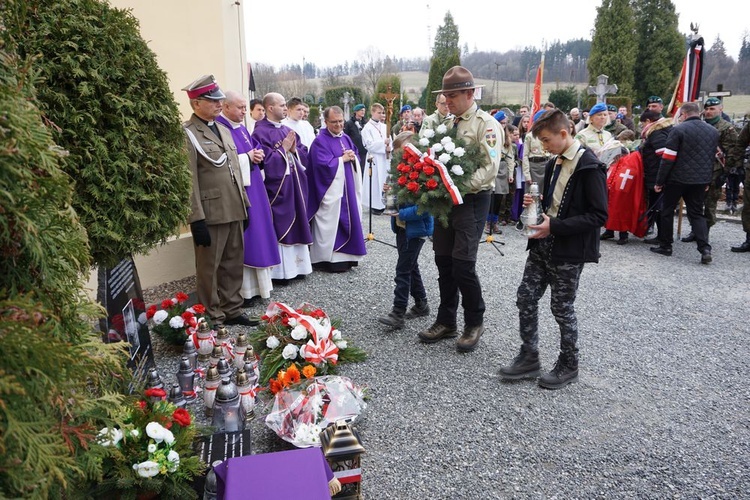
[
  {"left": 616, "top": 113, "right": 625, "bottom": 120},
  {"left": 400, "top": 105, "right": 412, "bottom": 114},
  {"left": 494, "top": 110, "right": 506, "bottom": 122},
  {"left": 533, "top": 110, "right": 546, "bottom": 122},
  {"left": 589, "top": 102, "right": 607, "bottom": 116}
]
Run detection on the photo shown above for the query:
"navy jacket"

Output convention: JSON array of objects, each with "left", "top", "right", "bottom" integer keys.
[
  {"left": 656, "top": 116, "right": 719, "bottom": 186},
  {"left": 391, "top": 205, "right": 434, "bottom": 240}
]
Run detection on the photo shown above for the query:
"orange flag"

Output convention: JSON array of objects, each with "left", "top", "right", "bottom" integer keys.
[{"left": 530, "top": 54, "right": 545, "bottom": 124}]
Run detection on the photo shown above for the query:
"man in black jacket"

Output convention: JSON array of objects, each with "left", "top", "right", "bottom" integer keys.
[
  {"left": 639, "top": 110, "right": 673, "bottom": 242},
  {"left": 499, "top": 110, "right": 608, "bottom": 389},
  {"left": 343, "top": 104, "right": 367, "bottom": 168},
  {"left": 650, "top": 102, "right": 720, "bottom": 264}
]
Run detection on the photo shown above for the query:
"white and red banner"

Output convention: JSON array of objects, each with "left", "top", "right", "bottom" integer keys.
[{"left": 667, "top": 36, "right": 704, "bottom": 116}]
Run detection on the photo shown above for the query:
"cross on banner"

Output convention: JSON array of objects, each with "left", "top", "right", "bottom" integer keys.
[
  {"left": 587, "top": 74, "right": 618, "bottom": 104},
  {"left": 619, "top": 168, "right": 634, "bottom": 190}
]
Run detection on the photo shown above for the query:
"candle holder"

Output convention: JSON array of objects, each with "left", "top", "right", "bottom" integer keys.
[
  {"left": 212, "top": 378, "right": 245, "bottom": 433},
  {"left": 168, "top": 382, "right": 186, "bottom": 408},
  {"left": 320, "top": 420, "right": 366, "bottom": 499},
  {"left": 216, "top": 357, "right": 233, "bottom": 380},
  {"left": 234, "top": 332, "right": 248, "bottom": 370},
  {"left": 203, "top": 365, "right": 221, "bottom": 417},
  {"left": 209, "top": 345, "right": 223, "bottom": 368},
  {"left": 176, "top": 356, "right": 197, "bottom": 401},
  {"left": 194, "top": 319, "right": 215, "bottom": 362},
  {"left": 243, "top": 346, "right": 260, "bottom": 381},
  {"left": 182, "top": 337, "right": 198, "bottom": 371},
  {"left": 235, "top": 369, "right": 256, "bottom": 420}
]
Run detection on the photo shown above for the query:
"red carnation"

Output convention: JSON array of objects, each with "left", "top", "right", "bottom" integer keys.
[
  {"left": 409, "top": 171, "right": 419, "bottom": 180},
  {"left": 192, "top": 304, "right": 206, "bottom": 314},
  {"left": 172, "top": 408, "right": 192, "bottom": 427},
  {"left": 182, "top": 311, "right": 195, "bottom": 321},
  {"left": 175, "top": 292, "right": 189, "bottom": 303},
  {"left": 407, "top": 181, "right": 420, "bottom": 193},
  {"left": 132, "top": 299, "right": 145, "bottom": 310},
  {"left": 161, "top": 299, "right": 173, "bottom": 310},
  {"left": 146, "top": 305, "right": 157, "bottom": 319},
  {"left": 423, "top": 165, "right": 435, "bottom": 176},
  {"left": 137, "top": 400, "right": 147, "bottom": 410},
  {"left": 144, "top": 388, "right": 166, "bottom": 399},
  {"left": 261, "top": 314, "right": 270, "bottom": 321},
  {"left": 398, "top": 175, "right": 407, "bottom": 186}
]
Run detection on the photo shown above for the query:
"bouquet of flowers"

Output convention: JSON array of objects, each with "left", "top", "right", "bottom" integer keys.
[
  {"left": 265, "top": 375, "right": 366, "bottom": 448},
  {"left": 146, "top": 292, "right": 209, "bottom": 345},
  {"left": 249, "top": 302, "right": 366, "bottom": 386},
  {"left": 91, "top": 390, "right": 204, "bottom": 499},
  {"left": 389, "top": 123, "right": 484, "bottom": 227}
]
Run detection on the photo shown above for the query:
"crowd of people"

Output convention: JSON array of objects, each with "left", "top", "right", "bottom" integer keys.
[{"left": 181, "top": 68, "right": 749, "bottom": 390}]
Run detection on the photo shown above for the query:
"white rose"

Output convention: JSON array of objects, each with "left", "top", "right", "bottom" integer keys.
[
  {"left": 436, "top": 124, "right": 448, "bottom": 134},
  {"left": 332, "top": 329, "right": 342, "bottom": 341},
  {"left": 288, "top": 317, "right": 298, "bottom": 327},
  {"left": 452, "top": 147, "right": 465, "bottom": 158},
  {"left": 167, "top": 450, "right": 180, "bottom": 472},
  {"left": 451, "top": 165, "right": 464, "bottom": 176},
  {"left": 152, "top": 310, "right": 168, "bottom": 325},
  {"left": 335, "top": 340, "right": 348, "bottom": 350},
  {"left": 134, "top": 460, "right": 160, "bottom": 478},
  {"left": 440, "top": 136, "right": 453, "bottom": 145},
  {"left": 290, "top": 325, "right": 308, "bottom": 341},
  {"left": 147, "top": 443, "right": 157, "bottom": 453},
  {"left": 129, "top": 429, "right": 140, "bottom": 438},
  {"left": 98, "top": 427, "right": 123, "bottom": 447},
  {"left": 137, "top": 312, "right": 147, "bottom": 325},
  {"left": 169, "top": 315, "right": 185, "bottom": 329},
  {"left": 422, "top": 128, "right": 435, "bottom": 138},
  {"left": 431, "top": 143, "right": 444, "bottom": 153},
  {"left": 282, "top": 344, "right": 299, "bottom": 360},
  {"left": 162, "top": 429, "right": 175, "bottom": 446},
  {"left": 145, "top": 422, "right": 167, "bottom": 443},
  {"left": 266, "top": 336, "right": 280, "bottom": 349},
  {"left": 443, "top": 142, "right": 455, "bottom": 153},
  {"left": 438, "top": 153, "right": 451, "bottom": 164},
  {"left": 419, "top": 137, "right": 430, "bottom": 146}
]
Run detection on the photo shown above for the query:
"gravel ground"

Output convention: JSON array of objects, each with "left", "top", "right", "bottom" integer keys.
[{"left": 145, "top": 207, "right": 750, "bottom": 499}]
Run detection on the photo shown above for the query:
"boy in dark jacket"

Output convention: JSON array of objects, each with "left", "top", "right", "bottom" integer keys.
[
  {"left": 378, "top": 132, "right": 435, "bottom": 329},
  {"left": 500, "top": 109, "right": 608, "bottom": 389}
]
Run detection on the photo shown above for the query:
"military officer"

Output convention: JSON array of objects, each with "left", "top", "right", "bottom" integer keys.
[
  {"left": 417, "top": 66, "right": 502, "bottom": 353},
  {"left": 730, "top": 121, "right": 750, "bottom": 252},
  {"left": 183, "top": 75, "right": 254, "bottom": 327}
]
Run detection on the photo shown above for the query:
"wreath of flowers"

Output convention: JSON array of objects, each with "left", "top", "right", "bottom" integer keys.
[
  {"left": 146, "top": 292, "right": 209, "bottom": 345},
  {"left": 248, "top": 302, "right": 366, "bottom": 387},
  {"left": 389, "top": 123, "right": 485, "bottom": 227}
]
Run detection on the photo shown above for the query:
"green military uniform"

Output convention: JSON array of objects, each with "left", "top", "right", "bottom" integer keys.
[
  {"left": 730, "top": 122, "right": 750, "bottom": 250},
  {"left": 522, "top": 132, "right": 550, "bottom": 187},
  {"left": 605, "top": 120, "right": 627, "bottom": 138},
  {"left": 420, "top": 110, "right": 453, "bottom": 135},
  {"left": 705, "top": 118, "right": 740, "bottom": 228}
]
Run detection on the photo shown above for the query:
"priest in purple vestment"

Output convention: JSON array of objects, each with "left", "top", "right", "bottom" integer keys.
[
  {"left": 307, "top": 106, "right": 367, "bottom": 272},
  {"left": 252, "top": 92, "right": 313, "bottom": 280},
  {"left": 217, "top": 91, "right": 281, "bottom": 300}
]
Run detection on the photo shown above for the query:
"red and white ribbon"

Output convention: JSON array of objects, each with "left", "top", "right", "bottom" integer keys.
[
  {"left": 300, "top": 338, "right": 339, "bottom": 365},
  {"left": 425, "top": 156, "right": 463, "bottom": 205}
]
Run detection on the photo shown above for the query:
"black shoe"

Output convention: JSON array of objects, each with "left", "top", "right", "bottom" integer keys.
[
  {"left": 700, "top": 249, "right": 712, "bottom": 264},
  {"left": 643, "top": 236, "right": 660, "bottom": 244},
  {"left": 377, "top": 309, "right": 405, "bottom": 329},
  {"left": 600, "top": 230, "right": 615, "bottom": 240},
  {"left": 499, "top": 349, "right": 541, "bottom": 380},
  {"left": 538, "top": 358, "right": 578, "bottom": 389},
  {"left": 650, "top": 246, "right": 673, "bottom": 256},
  {"left": 224, "top": 313, "right": 259, "bottom": 327},
  {"left": 617, "top": 236, "right": 629, "bottom": 245},
  {"left": 681, "top": 232, "right": 696, "bottom": 243},
  {"left": 404, "top": 300, "right": 430, "bottom": 320},
  {"left": 242, "top": 297, "right": 258, "bottom": 308},
  {"left": 371, "top": 208, "right": 384, "bottom": 215},
  {"left": 456, "top": 324, "right": 485, "bottom": 352},
  {"left": 731, "top": 239, "right": 750, "bottom": 252},
  {"left": 418, "top": 322, "right": 458, "bottom": 344}
]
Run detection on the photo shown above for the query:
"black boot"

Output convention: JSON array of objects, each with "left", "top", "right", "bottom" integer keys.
[
  {"left": 681, "top": 231, "right": 696, "bottom": 243},
  {"left": 377, "top": 308, "right": 405, "bottom": 329},
  {"left": 731, "top": 233, "right": 750, "bottom": 253},
  {"left": 600, "top": 229, "right": 615, "bottom": 240},
  {"left": 404, "top": 298, "right": 430, "bottom": 320},
  {"left": 499, "top": 348, "right": 541, "bottom": 380},
  {"left": 538, "top": 354, "right": 578, "bottom": 389}
]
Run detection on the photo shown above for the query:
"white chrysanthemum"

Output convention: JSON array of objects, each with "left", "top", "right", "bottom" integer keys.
[
  {"left": 443, "top": 142, "right": 455, "bottom": 153},
  {"left": 134, "top": 460, "right": 160, "bottom": 478},
  {"left": 98, "top": 427, "right": 123, "bottom": 447},
  {"left": 438, "top": 153, "right": 451, "bottom": 164},
  {"left": 436, "top": 124, "right": 448, "bottom": 134},
  {"left": 169, "top": 315, "right": 185, "bottom": 329},
  {"left": 145, "top": 422, "right": 167, "bottom": 443},
  {"left": 266, "top": 336, "right": 280, "bottom": 349},
  {"left": 129, "top": 428, "right": 140, "bottom": 439},
  {"left": 419, "top": 137, "right": 430, "bottom": 146},
  {"left": 452, "top": 147, "right": 465, "bottom": 157},
  {"left": 290, "top": 325, "right": 308, "bottom": 341},
  {"left": 335, "top": 340, "right": 348, "bottom": 350},
  {"left": 167, "top": 450, "right": 180, "bottom": 472},
  {"left": 440, "top": 136, "right": 453, "bottom": 145},
  {"left": 147, "top": 443, "right": 157, "bottom": 453},
  {"left": 152, "top": 310, "right": 169, "bottom": 325},
  {"left": 422, "top": 128, "right": 435, "bottom": 138},
  {"left": 431, "top": 143, "right": 444, "bottom": 153},
  {"left": 451, "top": 165, "right": 464, "bottom": 176},
  {"left": 282, "top": 344, "right": 299, "bottom": 360},
  {"left": 331, "top": 329, "right": 342, "bottom": 341}
]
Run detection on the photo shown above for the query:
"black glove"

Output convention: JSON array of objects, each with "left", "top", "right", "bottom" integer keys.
[
  {"left": 243, "top": 218, "right": 249, "bottom": 231},
  {"left": 190, "top": 220, "right": 211, "bottom": 247}
]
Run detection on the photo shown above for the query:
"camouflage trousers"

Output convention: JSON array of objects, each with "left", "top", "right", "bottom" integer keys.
[
  {"left": 704, "top": 170, "right": 724, "bottom": 228},
  {"left": 516, "top": 239, "right": 584, "bottom": 360}
]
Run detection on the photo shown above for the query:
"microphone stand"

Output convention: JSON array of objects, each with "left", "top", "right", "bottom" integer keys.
[{"left": 364, "top": 156, "right": 396, "bottom": 248}]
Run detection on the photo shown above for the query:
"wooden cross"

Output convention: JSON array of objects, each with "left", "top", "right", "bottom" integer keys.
[
  {"left": 379, "top": 85, "right": 399, "bottom": 138},
  {"left": 587, "top": 74, "right": 618, "bottom": 104}
]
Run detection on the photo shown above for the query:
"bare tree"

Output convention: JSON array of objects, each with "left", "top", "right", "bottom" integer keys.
[{"left": 358, "top": 46, "right": 387, "bottom": 96}]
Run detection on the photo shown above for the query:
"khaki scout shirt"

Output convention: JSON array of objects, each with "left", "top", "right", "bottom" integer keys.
[
  {"left": 420, "top": 110, "right": 454, "bottom": 136},
  {"left": 451, "top": 103, "right": 503, "bottom": 193},
  {"left": 547, "top": 140, "right": 585, "bottom": 218},
  {"left": 575, "top": 125, "right": 612, "bottom": 154},
  {"left": 522, "top": 132, "right": 550, "bottom": 182}
]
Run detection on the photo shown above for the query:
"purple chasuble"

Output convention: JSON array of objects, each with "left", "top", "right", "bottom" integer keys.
[
  {"left": 251, "top": 118, "right": 312, "bottom": 245},
  {"left": 216, "top": 116, "right": 281, "bottom": 268},
  {"left": 308, "top": 129, "right": 366, "bottom": 256}
]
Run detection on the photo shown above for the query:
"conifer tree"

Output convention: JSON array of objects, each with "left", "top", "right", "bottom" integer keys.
[
  {"left": 632, "top": 0, "right": 685, "bottom": 107},
  {"left": 425, "top": 12, "right": 461, "bottom": 114},
  {"left": 588, "top": 0, "right": 637, "bottom": 99}
]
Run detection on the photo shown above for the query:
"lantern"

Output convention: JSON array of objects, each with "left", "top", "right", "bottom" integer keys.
[
  {"left": 209, "top": 345, "right": 223, "bottom": 368},
  {"left": 145, "top": 368, "right": 165, "bottom": 402},
  {"left": 203, "top": 365, "right": 221, "bottom": 417},
  {"left": 235, "top": 368, "right": 256, "bottom": 420},
  {"left": 212, "top": 378, "right": 245, "bottom": 432},
  {"left": 234, "top": 332, "right": 248, "bottom": 370},
  {"left": 176, "top": 356, "right": 197, "bottom": 401},
  {"left": 243, "top": 346, "right": 260, "bottom": 381},
  {"left": 320, "top": 420, "right": 365, "bottom": 499},
  {"left": 168, "top": 382, "right": 186, "bottom": 408},
  {"left": 216, "top": 357, "right": 233, "bottom": 380},
  {"left": 203, "top": 460, "right": 222, "bottom": 500},
  {"left": 215, "top": 325, "right": 234, "bottom": 360},
  {"left": 182, "top": 337, "right": 198, "bottom": 371},
  {"left": 194, "top": 319, "right": 215, "bottom": 362}
]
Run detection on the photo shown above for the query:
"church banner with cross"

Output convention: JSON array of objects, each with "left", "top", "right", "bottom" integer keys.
[{"left": 604, "top": 151, "right": 648, "bottom": 237}]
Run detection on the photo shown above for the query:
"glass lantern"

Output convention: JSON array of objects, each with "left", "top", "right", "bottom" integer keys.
[{"left": 211, "top": 378, "right": 245, "bottom": 433}]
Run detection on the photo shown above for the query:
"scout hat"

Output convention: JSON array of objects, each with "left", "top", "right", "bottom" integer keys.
[
  {"left": 704, "top": 97, "right": 722, "bottom": 107},
  {"left": 353, "top": 104, "right": 365, "bottom": 112},
  {"left": 182, "top": 75, "right": 226, "bottom": 100},
  {"left": 432, "top": 66, "right": 484, "bottom": 93},
  {"left": 589, "top": 102, "right": 608, "bottom": 116}
]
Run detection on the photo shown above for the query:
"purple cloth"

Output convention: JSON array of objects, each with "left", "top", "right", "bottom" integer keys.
[
  {"left": 216, "top": 116, "right": 281, "bottom": 267},
  {"left": 214, "top": 448, "right": 334, "bottom": 500},
  {"left": 308, "top": 129, "right": 367, "bottom": 256},
  {"left": 251, "top": 118, "right": 312, "bottom": 245}
]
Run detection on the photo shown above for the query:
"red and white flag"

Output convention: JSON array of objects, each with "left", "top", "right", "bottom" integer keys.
[{"left": 667, "top": 36, "right": 704, "bottom": 116}]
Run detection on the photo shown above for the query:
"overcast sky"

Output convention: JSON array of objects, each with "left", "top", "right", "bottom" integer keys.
[{"left": 245, "top": 0, "right": 747, "bottom": 68}]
